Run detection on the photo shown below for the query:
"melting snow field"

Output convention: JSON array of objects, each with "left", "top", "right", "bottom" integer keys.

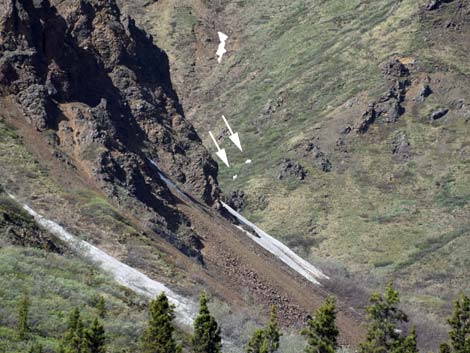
[
  {"left": 6, "top": 193, "right": 195, "bottom": 325},
  {"left": 149, "top": 159, "right": 328, "bottom": 286},
  {"left": 221, "top": 202, "right": 329, "bottom": 286}
]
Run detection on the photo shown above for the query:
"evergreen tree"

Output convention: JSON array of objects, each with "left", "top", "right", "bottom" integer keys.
[
  {"left": 64, "top": 308, "right": 81, "bottom": 342},
  {"left": 247, "top": 329, "right": 267, "bottom": 353},
  {"left": 63, "top": 308, "right": 85, "bottom": 353},
  {"left": 262, "top": 306, "right": 282, "bottom": 353},
  {"left": 301, "top": 297, "right": 339, "bottom": 353},
  {"left": 439, "top": 295, "right": 470, "bottom": 353},
  {"left": 96, "top": 296, "right": 106, "bottom": 319},
  {"left": 83, "top": 318, "right": 106, "bottom": 353},
  {"left": 141, "top": 292, "right": 181, "bottom": 353},
  {"left": 358, "top": 281, "right": 408, "bottom": 353},
  {"left": 18, "top": 291, "right": 31, "bottom": 340},
  {"left": 393, "top": 326, "right": 418, "bottom": 353},
  {"left": 439, "top": 343, "right": 451, "bottom": 353},
  {"left": 70, "top": 318, "right": 85, "bottom": 353},
  {"left": 246, "top": 306, "right": 282, "bottom": 353},
  {"left": 192, "top": 292, "right": 222, "bottom": 353}
]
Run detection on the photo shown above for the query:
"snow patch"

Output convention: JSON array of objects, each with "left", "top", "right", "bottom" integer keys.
[
  {"left": 221, "top": 202, "right": 329, "bottom": 286},
  {"left": 6, "top": 192, "right": 195, "bottom": 326},
  {"left": 147, "top": 160, "right": 328, "bottom": 286},
  {"left": 149, "top": 160, "right": 192, "bottom": 203},
  {"left": 216, "top": 32, "right": 228, "bottom": 63}
]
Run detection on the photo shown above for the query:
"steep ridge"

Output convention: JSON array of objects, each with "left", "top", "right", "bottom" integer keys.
[
  {"left": 0, "top": 0, "right": 219, "bottom": 257},
  {"left": 0, "top": 0, "right": 365, "bottom": 347}
]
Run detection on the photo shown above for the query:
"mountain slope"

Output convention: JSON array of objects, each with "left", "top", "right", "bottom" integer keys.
[
  {"left": 0, "top": 0, "right": 365, "bottom": 349},
  {"left": 119, "top": 0, "right": 470, "bottom": 349}
]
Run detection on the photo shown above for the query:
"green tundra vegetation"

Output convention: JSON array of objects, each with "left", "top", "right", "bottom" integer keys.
[
  {"left": 133, "top": 2, "right": 470, "bottom": 348},
  {"left": 1, "top": 274, "right": 469, "bottom": 353}
]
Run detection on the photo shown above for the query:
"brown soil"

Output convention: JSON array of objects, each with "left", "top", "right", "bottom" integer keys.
[{"left": 1, "top": 97, "right": 364, "bottom": 345}]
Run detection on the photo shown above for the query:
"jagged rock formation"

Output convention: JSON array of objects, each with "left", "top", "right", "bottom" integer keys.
[
  {"left": 0, "top": 0, "right": 221, "bottom": 256},
  {"left": 355, "top": 59, "right": 411, "bottom": 133},
  {"left": 426, "top": 0, "right": 455, "bottom": 11},
  {"left": 224, "top": 189, "right": 246, "bottom": 212},
  {"left": 278, "top": 159, "right": 307, "bottom": 181}
]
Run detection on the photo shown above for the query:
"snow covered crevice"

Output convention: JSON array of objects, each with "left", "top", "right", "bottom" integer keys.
[
  {"left": 6, "top": 192, "right": 195, "bottom": 326},
  {"left": 221, "top": 202, "right": 329, "bottom": 286},
  {"left": 148, "top": 158, "right": 328, "bottom": 286},
  {"left": 149, "top": 160, "right": 191, "bottom": 203}
]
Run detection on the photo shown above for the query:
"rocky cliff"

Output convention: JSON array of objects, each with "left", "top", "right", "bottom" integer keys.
[{"left": 0, "top": 0, "right": 221, "bottom": 256}]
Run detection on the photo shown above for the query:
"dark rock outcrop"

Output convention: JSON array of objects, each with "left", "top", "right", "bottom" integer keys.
[
  {"left": 356, "top": 60, "right": 411, "bottom": 133},
  {"left": 355, "top": 104, "right": 377, "bottom": 133},
  {"left": 224, "top": 190, "right": 246, "bottom": 212},
  {"left": 426, "top": 0, "right": 455, "bottom": 11},
  {"left": 381, "top": 59, "right": 410, "bottom": 77},
  {"left": 0, "top": 0, "right": 220, "bottom": 256},
  {"left": 305, "top": 143, "right": 332, "bottom": 172},
  {"left": 391, "top": 131, "right": 411, "bottom": 160},
  {"left": 278, "top": 159, "right": 307, "bottom": 180},
  {"left": 0, "top": 188, "right": 63, "bottom": 252},
  {"left": 429, "top": 108, "right": 449, "bottom": 120},
  {"left": 415, "top": 84, "right": 432, "bottom": 103}
]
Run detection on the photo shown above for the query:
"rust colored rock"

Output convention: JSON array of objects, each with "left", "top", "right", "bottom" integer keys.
[{"left": 0, "top": 0, "right": 220, "bottom": 256}]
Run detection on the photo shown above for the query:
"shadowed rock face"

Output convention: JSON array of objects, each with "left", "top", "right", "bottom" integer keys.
[
  {"left": 0, "top": 185, "right": 63, "bottom": 252},
  {"left": 0, "top": 0, "right": 220, "bottom": 256}
]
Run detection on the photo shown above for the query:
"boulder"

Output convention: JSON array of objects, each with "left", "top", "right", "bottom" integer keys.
[
  {"left": 381, "top": 59, "right": 410, "bottom": 77},
  {"left": 278, "top": 159, "right": 307, "bottom": 180},
  {"left": 225, "top": 190, "right": 246, "bottom": 212},
  {"left": 430, "top": 108, "right": 449, "bottom": 120},
  {"left": 391, "top": 132, "right": 411, "bottom": 160},
  {"left": 415, "top": 85, "right": 432, "bottom": 103}
]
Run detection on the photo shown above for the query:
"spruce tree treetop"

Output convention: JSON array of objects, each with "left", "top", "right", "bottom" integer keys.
[
  {"left": 246, "top": 306, "right": 282, "bottom": 353},
  {"left": 63, "top": 307, "right": 84, "bottom": 352},
  {"left": 141, "top": 292, "right": 181, "bottom": 353},
  {"left": 263, "top": 306, "right": 282, "bottom": 353},
  {"left": 359, "top": 281, "right": 409, "bottom": 353},
  {"left": 96, "top": 296, "right": 106, "bottom": 319},
  {"left": 247, "top": 329, "right": 267, "bottom": 353},
  {"left": 439, "top": 294, "right": 470, "bottom": 353},
  {"left": 66, "top": 308, "right": 81, "bottom": 334},
  {"left": 83, "top": 318, "right": 106, "bottom": 353},
  {"left": 302, "top": 296, "right": 339, "bottom": 353},
  {"left": 192, "top": 292, "right": 222, "bottom": 353}
]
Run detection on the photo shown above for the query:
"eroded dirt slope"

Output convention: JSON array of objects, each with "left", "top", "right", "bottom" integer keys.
[{"left": 0, "top": 0, "right": 365, "bottom": 346}]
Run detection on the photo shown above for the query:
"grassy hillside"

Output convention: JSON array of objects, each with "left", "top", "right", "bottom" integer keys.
[
  {"left": 125, "top": 0, "right": 470, "bottom": 348},
  {"left": 0, "top": 246, "right": 150, "bottom": 352},
  {"left": 0, "top": 185, "right": 148, "bottom": 352}
]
